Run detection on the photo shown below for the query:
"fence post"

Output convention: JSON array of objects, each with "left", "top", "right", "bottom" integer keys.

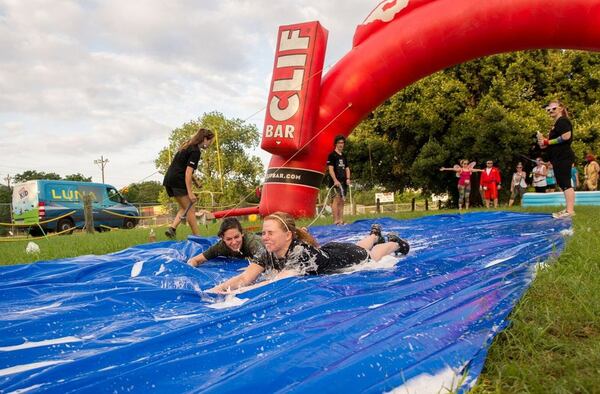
[
  {"left": 83, "top": 194, "right": 94, "bottom": 234},
  {"left": 425, "top": 199, "right": 429, "bottom": 211},
  {"left": 411, "top": 198, "right": 416, "bottom": 211},
  {"left": 376, "top": 198, "right": 381, "bottom": 213},
  {"left": 438, "top": 200, "right": 442, "bottom": 210}
]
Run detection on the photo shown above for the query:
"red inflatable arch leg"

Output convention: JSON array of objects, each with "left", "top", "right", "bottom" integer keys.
[{"left": 259, "top": 0, "right": 600, "bottom": 218}]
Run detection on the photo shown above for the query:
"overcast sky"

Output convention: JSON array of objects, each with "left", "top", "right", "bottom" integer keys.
[{"left": 0, "top": 0, "right": 379, "bottom": 189}]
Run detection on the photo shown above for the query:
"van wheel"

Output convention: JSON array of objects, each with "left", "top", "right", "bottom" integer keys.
[
  {"left": 123, "top": 217, "right": 136, "bottom": 230},
  {"left": 57, "top": 218, "right": 75, "bottom": 235}
]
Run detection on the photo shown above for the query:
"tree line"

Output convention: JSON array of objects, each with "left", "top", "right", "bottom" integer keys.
[
  {"left": 2, "top": 49, "right": 598, "bottom": 216},
  {"left": 345, "top": 49, "right": 600, "bottom": 205}
]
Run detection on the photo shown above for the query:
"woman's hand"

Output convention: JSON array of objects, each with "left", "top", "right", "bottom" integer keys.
[
  {"left": 187, "top": 257, "right": 198, "bottom": 267},
  {"left": 206, "top": 285, "right": 228, "bottom": 294},
  {"left": 188, "top": 193, "right": 198, "bottom": 203}
]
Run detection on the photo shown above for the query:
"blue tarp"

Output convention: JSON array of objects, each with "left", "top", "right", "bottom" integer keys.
[{"left": 0, "top": 212, "right": 570, "bottom": 393}]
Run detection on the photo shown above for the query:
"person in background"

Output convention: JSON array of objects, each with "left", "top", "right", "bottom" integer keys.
[
  {"left": 208, "top": 212, "right": 409, "bottom": 294},
  {"left": 508, "top": 162, "right": 528, "bottom": 207},
  {"left": 571, "top": 163, "right": 579, "bottom": 190},
  {"left": 531, "top": 157, "right": 548, "bottom": 193},
  {"left": 163, "top": 128, "right": 215, "bottom": 238},
  {"left": 583, "top": 153, "right": 599, "bottom": 191},
  {"left": 545, "top": 162, "right": 557, "bottom": 192},
  {"left": 479, "top": 160, "right": 502, "bottom": 208},
  {"left": 439, "top": 159, "right": 483, "bottom": 210},
  {"left": 188, "top": 218, "right": 264, "bottom": 267},
  {"left": 537, "top": 100, "right": 575, "bottom": 218},
  {"left": 327, "top": 135, "right": 351, "bottom": 225}
]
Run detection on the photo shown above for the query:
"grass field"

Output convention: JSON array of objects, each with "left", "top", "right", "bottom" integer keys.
[{"left": 1, "top": 207, "right": 598, "bottom": 392}]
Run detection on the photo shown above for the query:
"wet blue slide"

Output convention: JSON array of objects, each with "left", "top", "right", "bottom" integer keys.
[{"left": 0, "top": 212, "right": 570, "bottom": 393}]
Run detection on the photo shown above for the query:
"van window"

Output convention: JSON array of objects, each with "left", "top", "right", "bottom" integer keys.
[
  {"left": 107, "top": 188, "right": 122, "bottom": 203},
  {"left": 79, "top": 186, "right": 103, "bottom": 203}
]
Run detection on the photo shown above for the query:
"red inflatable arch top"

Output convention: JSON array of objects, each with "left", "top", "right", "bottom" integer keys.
[{"left": 222, "top": 0, "right": 600, "bottom": 219}]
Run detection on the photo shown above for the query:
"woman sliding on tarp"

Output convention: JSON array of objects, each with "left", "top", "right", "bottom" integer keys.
[
  {"left": 187, "top": 218, "right": 264, "bottom": 267},
  {"left": 208, "top": 212, "right": 409, "bottom": 294}
]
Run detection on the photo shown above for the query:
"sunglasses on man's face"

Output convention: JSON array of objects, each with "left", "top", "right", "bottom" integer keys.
[{"left": 546, "top": 107, "right": 558, "bottom": 112}]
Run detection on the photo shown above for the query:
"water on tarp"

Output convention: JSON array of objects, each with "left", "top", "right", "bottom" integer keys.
[{"left": 0, "top": 212, "right": 571, "bottom": 393}]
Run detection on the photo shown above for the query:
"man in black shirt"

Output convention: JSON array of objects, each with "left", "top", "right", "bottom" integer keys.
[{"left": 327, "top": 135, "right": 351, "bottom": 225}]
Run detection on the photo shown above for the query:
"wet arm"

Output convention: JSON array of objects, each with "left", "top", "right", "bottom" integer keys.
[
  {"left": 187, "top": 253, "right": 208, "bottom": 267},
  {"left": 208, "top": 263, "right": 265, "bottom": 293}
]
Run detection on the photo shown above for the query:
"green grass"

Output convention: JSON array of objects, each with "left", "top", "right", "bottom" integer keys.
[
  {"left": 472, "top": 206, "right": 600, "bottom": 393},
  {"left": 0, "top": 207, "right": 598, "bottom": 392}
]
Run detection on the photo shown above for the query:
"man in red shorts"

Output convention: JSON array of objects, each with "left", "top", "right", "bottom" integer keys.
[{"left": 479, "top": 160, "right": 502, "bottom": 208}]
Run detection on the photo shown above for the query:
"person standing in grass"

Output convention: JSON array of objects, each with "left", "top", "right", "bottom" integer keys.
[
  {"left": 440, "top": 159, "right": 483, "bottom": 210},
  {"left": 479, "top": 160, "right": 502, "bottom": 208},
  {"left": 537, "top": 100, "right": 575, "bottom": 218},
  {"left": 531, "top": 157, "right": 548, "bottom": 193},
  {"left": 163, "top": 128, "right": 215, "bottom": 238},
  {"left": 583, "top": 153, "right": 599, "bottom": 191},
  {"left": 571, "top": 163, "right": 579, "bottom": 190},
  {"left": 327, "top": 135, "right": 351, "bottom": 225},
  {"left": 509, "top": 162, "right": 528, "bottom": 207},
  {"left": 545, "top": 162, "right": 557, "bottom": 192}
]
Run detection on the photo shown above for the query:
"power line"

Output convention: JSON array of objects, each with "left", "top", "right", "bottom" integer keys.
[
  {"left": 94, "top": 155, "right": 109, "bottom": 184},
  {"left": 3, "top": 174, "right": 11, "bottom": 189}
]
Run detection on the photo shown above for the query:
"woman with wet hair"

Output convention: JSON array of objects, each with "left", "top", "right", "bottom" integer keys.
[
  {"left": 187, "top": 217, "right": 264, "bottom": 267},
  {"left": 208, "top": 212, "right": 409, "bottom": 294},
  {"left": 537, "top": 100, "right": 576, "bottom": 218},
  {"left": 163, "top": 128, "right": 215, "bottom": 238}
]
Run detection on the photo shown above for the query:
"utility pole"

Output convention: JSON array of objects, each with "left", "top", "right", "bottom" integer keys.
[
  {"left": 4, "top": 174, "right": 14, "bottom": 234},
  {"left": 94, "top": 155, "right": 109, "bottom": 183}
]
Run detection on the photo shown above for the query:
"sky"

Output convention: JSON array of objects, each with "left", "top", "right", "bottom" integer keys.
[{"left": 0, "top": 0, "right": 379, "bottom": 189}]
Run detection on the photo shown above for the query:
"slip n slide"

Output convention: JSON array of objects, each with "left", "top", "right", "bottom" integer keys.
[{"left": 2, "top": 0, "right": 597, "bottom": 391}]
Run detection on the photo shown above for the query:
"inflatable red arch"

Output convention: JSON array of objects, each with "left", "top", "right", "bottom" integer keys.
[{"left": 217, "top": 0, "right": 600, "bottom": 219}]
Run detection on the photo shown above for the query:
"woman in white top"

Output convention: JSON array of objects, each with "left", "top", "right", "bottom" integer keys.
[
  {"left": 531, "top": 157, "right": 547, "bottom": 193},
  {"left": 509, "top": 162, "right": 528, "bottom": 206}
]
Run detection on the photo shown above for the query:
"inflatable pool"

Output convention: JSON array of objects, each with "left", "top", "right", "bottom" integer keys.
[
  {"left": 0, "top": 212, "right": 571, "bottom": 393},
  {"left": 522, "top": 191, "right": 600, "bottom": 207}
]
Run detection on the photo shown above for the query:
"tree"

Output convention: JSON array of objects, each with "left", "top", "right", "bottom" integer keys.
[
  {"left": 347, "top": 49, "right": 600, "bottom": 204},
  {"left": 0, "top": 185, "right": 11, "bottom": 235},
  {"left": 155, "top": 111, "right": 264, "bottom": 210},
  {"left": 14, "top": 170, "right": 61, "bottom": 183},
  {"left": 64, "top": 173, "right": 92, "bottom": 182},
  {"left": 122, "top": 181, "right": 163, "bottom": 203}
]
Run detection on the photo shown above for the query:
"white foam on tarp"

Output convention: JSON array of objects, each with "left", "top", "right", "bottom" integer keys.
[
  {"left": 14, "top": 302, "right": 62, "bottom": 315},
  {"left": 560, "top": 228, "right": 574, "bottom": 237},
  {"left": 206, "top": 294, "right": 249, "bottom": 310},
  {"left": 339, "top": 255, "right": 400, "bottom": 274},
  {"left": 0, "top": 360, "right": 73, "bottom": 377},
  {"left": 9, "top": 383, "right": 48, "bottom": 393},
  {"left": 386, "top": 366, "right": 462, "bottom": 394},
  {"left": 0, "top": 335, "right": 91, "bottom": 352},
  {"left": 484, "top": 255, "right": 514, "bottom": 268},
  {"left": 154, "top": 264, "right": 166, "bottom": 276},
  {"left": 131, "top": 261, "right": 144, "bottom": 277},
  {"left": 154, "top": 313, "right": 203, "bottom": 322}
]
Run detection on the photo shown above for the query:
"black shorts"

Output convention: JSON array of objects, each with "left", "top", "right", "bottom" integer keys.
[
  {"left": 551, "top": 159, "right": 574, "bottom": 190},
  {"left": 164, "top": 185, "right": 187, "bottom": 197},
  {"left": 331, "top": 183, "right": 348, "bottom": 199},
  {"left": 317, "top": 242, "right": 369, "bottom": 274}
]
